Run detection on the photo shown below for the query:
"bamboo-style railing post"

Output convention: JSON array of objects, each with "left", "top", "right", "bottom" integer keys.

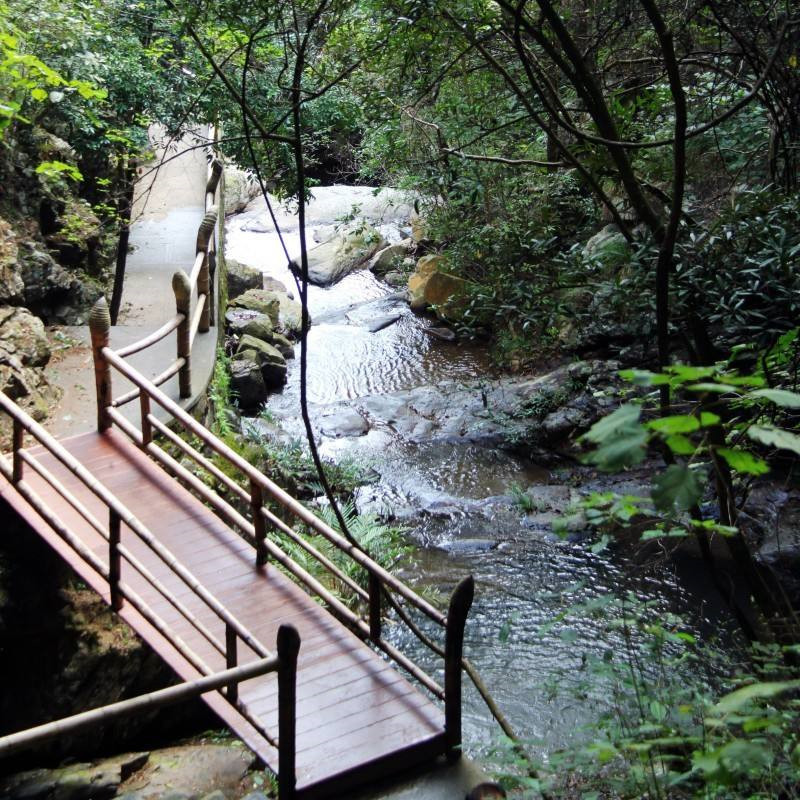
[
  {"left": 140, "top": 393, "right": 152, "bottom": 446},
  {"left": 368, "top": 574, "right": 381, "bottom": 642},
  {"left": 444, "top": 575, "right": 474, "bottom": 761},
  {"left": 252, "top": 479, "right": 267, "bottom": 567},
  {"left": 207, "top": 244, "right": 216, "bottom": 327},
  {"left": 89, "top": 297, "right": 112, "bottom": 432},
  {"left": 109, "top": 509, "right": 122, "bottom": 611},
  {"left": 196, "top": 209, "right": 216, "bottom": 335},
  {"left": 225, "top": 623, "right": 238, "bottom": 704},
  {"left": 12, "top": 418, "right": 23, "bottom": 483},
  {"left": 277, "top": 624, "right": 300, "bottom": 800},
  {"left": 173, "top": 270, "right": 192, "bottom": 399}
]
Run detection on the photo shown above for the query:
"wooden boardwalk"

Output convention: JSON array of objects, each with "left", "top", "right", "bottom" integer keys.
[
  {"left": 1, "top": 428, "right": 452, "bottom": 797},
  {"left": 0, "top": 149, "right": 473, "bottom": 798}
]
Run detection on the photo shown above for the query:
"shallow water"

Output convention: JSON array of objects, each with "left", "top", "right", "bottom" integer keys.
[{"left": 227, "top": 187, "right": 726, "bottom": 759}]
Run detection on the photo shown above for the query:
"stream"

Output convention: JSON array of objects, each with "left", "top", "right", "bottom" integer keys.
[{"left": 226, "top": 186, "right": 729, "bottom": 763}]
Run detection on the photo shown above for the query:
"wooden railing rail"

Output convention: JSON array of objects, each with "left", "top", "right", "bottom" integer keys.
[
  {"left": 0, "top": 622, "right": 301, "bottom": 799},
  {"left": 90, "top": 342, "right": 472, "bottom": 708},
  {"left": 0, "top": 393, "right": 275, "bottom": 675}
]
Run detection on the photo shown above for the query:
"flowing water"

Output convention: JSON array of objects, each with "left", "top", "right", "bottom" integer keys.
[{"left": 226, "top": 187, "right": 729, "bottom": 761}]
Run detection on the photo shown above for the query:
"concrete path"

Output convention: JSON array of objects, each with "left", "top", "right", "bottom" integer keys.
[{"left": 48, "top": 130, "right": 218, "bottom": 437}]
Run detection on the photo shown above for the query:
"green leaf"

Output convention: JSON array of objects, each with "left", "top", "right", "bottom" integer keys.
[
  {"left": 581, "top": 403, "right": 641, "bottom": 444},
  {"left": 652, "top": 465, "right": 703, "bottom": 512},
  {"left": 748, "top": 388, "right": 800, "bottom": 408},
  {"left": 747, "top": 425, "right": 800, "bottom": 456},
  {"left": 716, "top": 447, "right": 769, "bottom": 475},
  {"left": 30, "top": 87, "right": 47, "bottom": 101},
  {"left": 648, "top": 415, "right": 699, "bottom": 434},
  {"left": 666, "top": 365, "right": 716, "bottom": 381},
  {"left": 665, "top": 434, "right": 696, "bottom": 455},
  {"left": 713, "top": 680, "right": 800, "bottom": 715},
  {"left": 618, "top": 369, "right": 669, "bottom": 386},
  {"left": 687, "top": 382, "right": 738, "bottom": 393},
  {"left": 699, "top": 411, "right": 721, "bottom": 426},
  {"left": 585, "top": 429, "right": 648, "bottom": 471}
]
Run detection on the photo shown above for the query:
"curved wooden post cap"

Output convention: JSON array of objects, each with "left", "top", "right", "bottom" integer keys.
[
  {"left": 448, "top": 574, "right": 475, "bottom": 619},
  {"left": 172, "top": 270, "right": 192, "bottom": 304},
  {"left": 88, "top": 296, "right": 111, "bottom": 334},
  {"left": 277, "top": 623, "right": 301, "bottom": 659}
]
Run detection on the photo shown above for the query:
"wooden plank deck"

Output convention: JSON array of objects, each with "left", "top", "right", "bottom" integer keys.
[{"left": 0, "top": 429, "right": 446, "bottom": 798}]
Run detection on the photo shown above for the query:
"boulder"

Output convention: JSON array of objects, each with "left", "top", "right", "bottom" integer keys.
[
  {"left": 269, "top": 331, "right": 295, "bottom": 359},
  {"left": 0, "top": 216, "right": 24, "bottom": 304},
  {"left": 383, "top": 270, "right": 406, "bottom": 287},
  {"left": 369, "top": 240, "right": 413, "bottom": 275},
  {"left": 0, "top": 751, "right": 149, "bottom": 800},
  {"left": 229, "top": 289, "right": 280, "bottom": 326},
  {"left": 423, "top": 270, "right": 467, "bottom": 318},
  {"left": 223, "top": 166, "right": 260, "bottom": 216},
  {"left": 410, "top": 211, "right": 428, "bottom": 243},
  {"left": 408, "top": 254, "right": 466, "bottom": 317},
  {"left": 224, "top": 307, "right": 271, "bottom": 336},
  {"left": 583, "top": 224, "right": 630, "bottom": 267},
  {"left": 226, "top": 259, "right": 262, "bottom": 300},
  {"left": 425, "top": 326, "right": 456, "bottom": 342},
  {"left": 295, "top": 225, "right": 387, "bottom": 286},
  {"left": 0, "top": 306, "right": 50, "bottom": 367},
  {"left": 229, "top": 352, "right": 267, "bottom": 410},
  {"left": 274, "top": 291, "right": 304, "bottom": 336},
  {"left": 264, "top": 276, "right": 289, "bottom": 295},
  {"left": 229, "top": 288, "right": 305, "bottom": 337},
  {"left": 408, "top": 253, "right": 445, "bottom": 309},
  {"left": 237, "top": 335, "right": 287, "bottom": 389},
  {"left": 367, "top": 313, "right": 402, "bottom": 333},
  {"left": 18, "top": 240, "right": 101, "bottom": 324},
  {"left": 240, "top": 315, "right": 274, "bottom": 342}
]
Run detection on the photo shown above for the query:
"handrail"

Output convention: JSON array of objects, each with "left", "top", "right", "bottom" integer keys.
[
  {"left": 115, "top": 314, "right": 184, "bottom": 359},
  {"left": 0, "top": 392, "right": 271, "bottom": 663},
  {"left": 0, "top": 621, "right": 301, "bottom": 799},
  {"left": 102, "top": 346, "right": 447, "bottom": 627}
]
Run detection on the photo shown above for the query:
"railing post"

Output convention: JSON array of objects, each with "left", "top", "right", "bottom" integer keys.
[
  {"left": 252, "top": 479, "right": 267, "bottom": 567},
  {"left": 225, "top": 623, "right": 238, "bottom": 704},
  {"left": 444, "top": 575, "right": 474, "bottom": 762},
  {"left": 173, "top": 270, "right": 192, "bottom": 399},
  {"left": 140, "top": 393, "right": 152, "bottom": 446},
  {"left": 277, "top": 624, "right": 300, "bottom": 800},
  {"left": 109, "top": 509, "right": 122, "bottom": 611},
  {"left": 12, "top": 418, "right": 23, "bottom": 483},
  {"left": 196, "top": 209, "right": 216, "bottom": 336},
  {"left": 89, "top": 297, "right": 112, "bottom": 432},
  {"left": 368, "top": 574, "right": 381, "bottom": 641}
]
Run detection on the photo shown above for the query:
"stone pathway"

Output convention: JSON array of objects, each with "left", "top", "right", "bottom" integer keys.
[{"left": 47, "top": 129, "right": 217, "bottom": 438}]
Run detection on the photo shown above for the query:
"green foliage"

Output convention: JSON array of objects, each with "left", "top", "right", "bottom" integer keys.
[{"left": 491, "top": 591, "right": 800, "bottom": 799}]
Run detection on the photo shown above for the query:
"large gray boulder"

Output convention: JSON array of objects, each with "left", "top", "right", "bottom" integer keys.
[
  {"left": 293, "top": 225, "right": 387, "bottom": 286},
  {"left": 229, "top": 289, "right": 280, "bottom": 326},
  {"left": 237, "top": 334, "right": 287, "bottom": 389},
  {"left": 229, "top": 351, "right": 267, "bottom": 410},
  {"left": 369, "top": 239, "right": 413, "bottom": 275},
  {"left": 223, "top": 166, "right": 260, "bottom": 216},
  {"left": 226, "top": 259, "right": 262, "bottom": 300},
  {"left": 230, "top": 288, "right": 304, "bottom": 337}
]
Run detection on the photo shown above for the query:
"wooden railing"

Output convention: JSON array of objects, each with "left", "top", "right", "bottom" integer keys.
[
  {"left": 108, "top": 141, "right": 223, "bottom": 410},
  {"left": 88, "top": 324, "right": 474, "bottom": 755},
  {"left": 0, "top": 122, "right": 474, "bottom": 773},
  {"left": 0, "top": 392, "right": 300, "bottom": 798}
]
